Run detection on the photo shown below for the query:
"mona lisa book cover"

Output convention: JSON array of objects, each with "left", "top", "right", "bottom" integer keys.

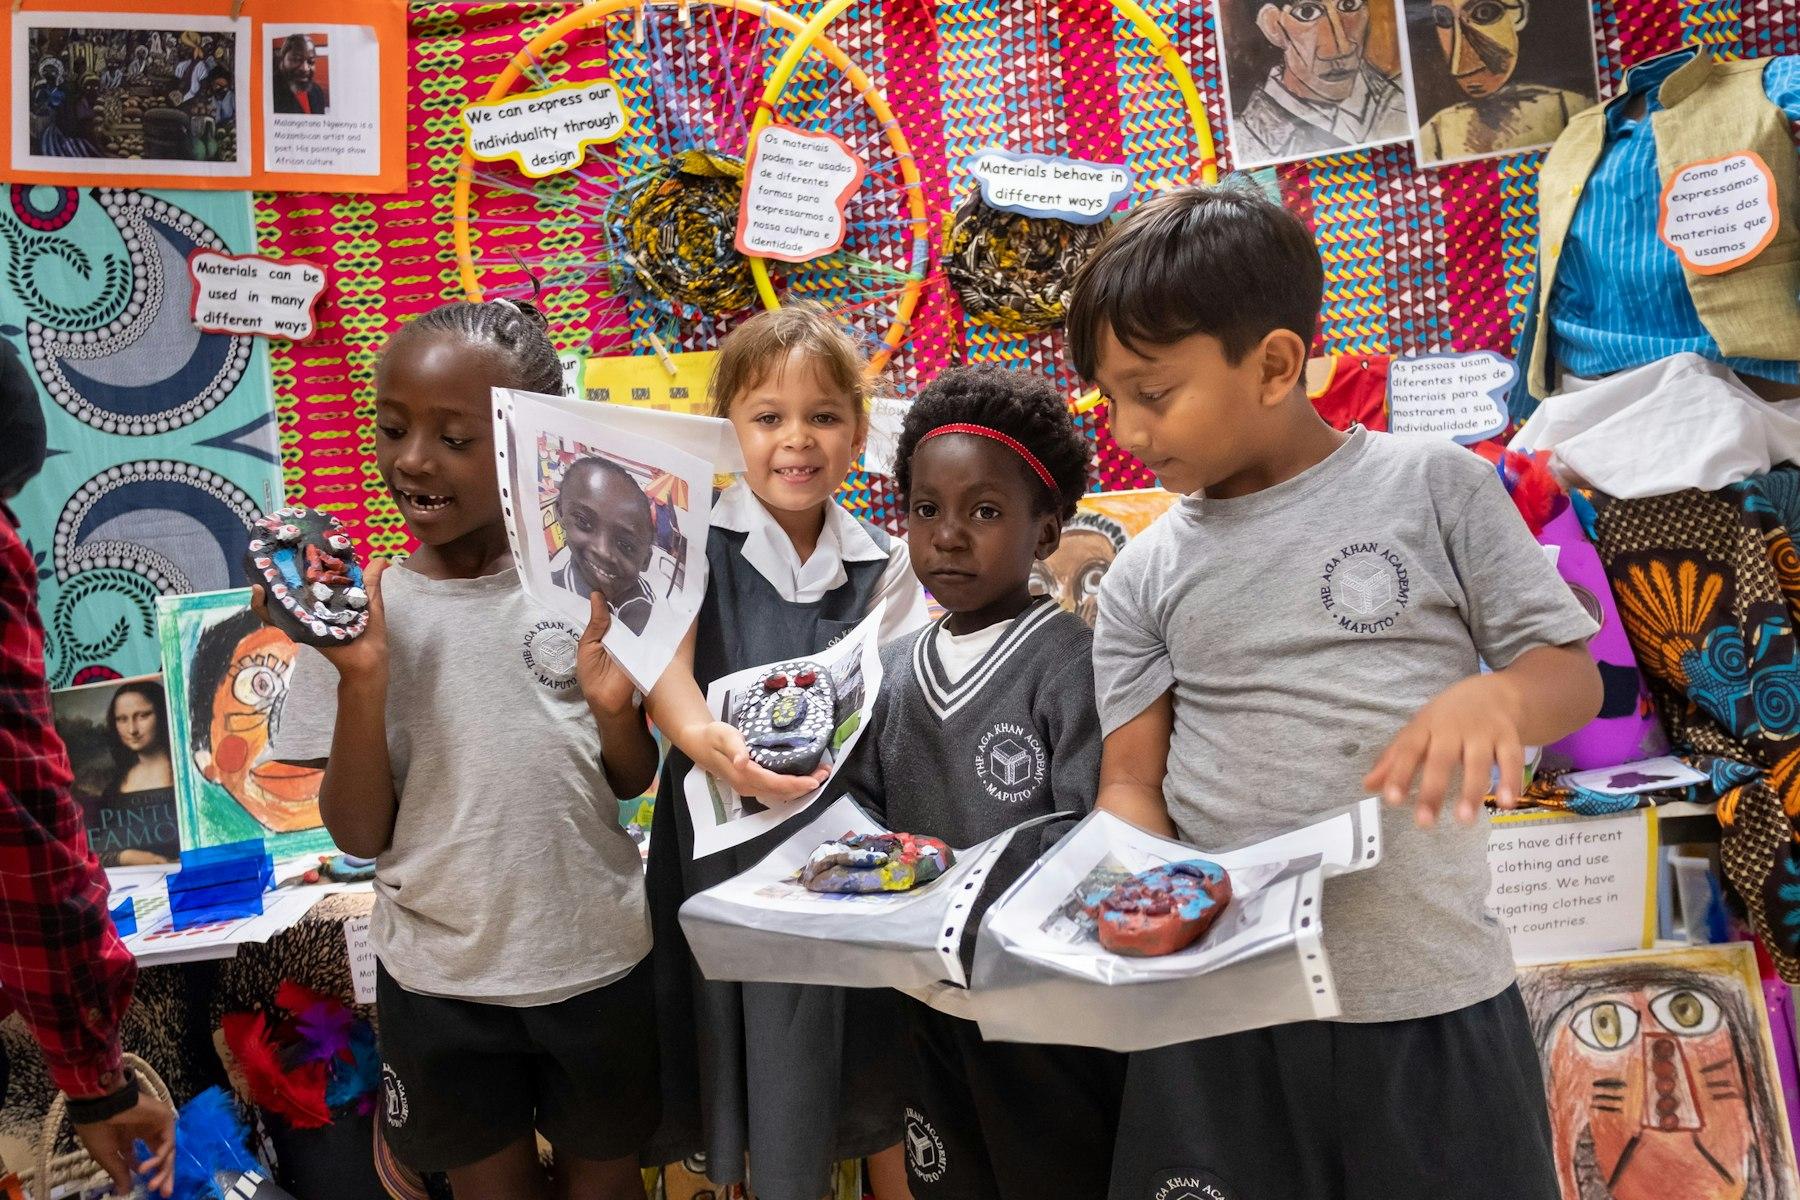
[{"left": 51, "top": 672, "right": 180, "bottom": 866}]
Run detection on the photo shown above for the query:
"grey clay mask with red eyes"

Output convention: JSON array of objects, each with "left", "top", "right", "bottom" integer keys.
[{"left": 734, "top": 659, "right": 838, "bottom": 776}]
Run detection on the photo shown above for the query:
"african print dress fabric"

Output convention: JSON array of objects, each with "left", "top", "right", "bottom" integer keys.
[
  {"left": 1589, "top": 470, "right": 1800, "bottom": 985},
  {"left": 2, "top": 185, "right": 280, "bottom": 686}
]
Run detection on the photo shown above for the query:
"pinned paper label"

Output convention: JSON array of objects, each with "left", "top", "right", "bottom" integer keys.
[
  {"left": 863, "top": 395, "right": 910, "bottom": 478},
  {"left": 463, "top": 79, "right": 629, "bottom": 179},
  {"left": 735, "top": 124, "right": 865, "bottom": 264},
  {"left": 559, "top": 352, "right": 587, "bottom": 400},
  {"left": 967, "top": 148, "right": 1131, "bottom": 224},
  {"left": 1488, "top": 808, "right": 1658, "bottom": 960},
  {"left": 1658, "top": 151, "right": 1779, "bottom": 275},
  {"left": 188, "top": 252, "right": 326, "bottom": 341},
  {"left": 344, "top": 913, "right": 376, "bottom": 1004},
  {"left": 1387, "top": 351, "right": 1514, "bottom": 444}
]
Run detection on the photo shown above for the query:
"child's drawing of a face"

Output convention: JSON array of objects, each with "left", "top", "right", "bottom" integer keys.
[
  {"left": 1031, "top": 523, "right": 1121, "bottom": 627},
  {"left": 1546, "top": 981, "right": 1758, "bottom": 1200},
  {"left": 190, "top": 616, "right": 321, "bottom": 832}
]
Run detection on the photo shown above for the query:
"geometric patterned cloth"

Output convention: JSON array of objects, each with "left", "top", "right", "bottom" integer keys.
[
  {"left": 254, "top": 0, "right": 1800, "bottom": 547},
  {"left": 1589, "top": 470, "right": 1800, "bottom": 985},
  {"left": 4, "top": 187, "right": 281, "bottom": 683}
]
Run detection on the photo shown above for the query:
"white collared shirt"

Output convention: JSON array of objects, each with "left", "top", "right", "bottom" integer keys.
[{"left": 712, "top": 481, "right": 929, "bottom": 645}]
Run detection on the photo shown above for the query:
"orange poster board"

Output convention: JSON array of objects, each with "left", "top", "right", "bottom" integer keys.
[{"left": 3, "top": 0, "right": 405, "bottom": 193}]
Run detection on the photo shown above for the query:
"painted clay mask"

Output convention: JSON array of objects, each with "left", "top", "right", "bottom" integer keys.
[
  {"left": 1084, "top": 861, "right": 1232, "bottom": 957},
  {"left": 735, "top": 659, "right": 837, "bottom": 775},
  {"left": 244, "top": 506, "right": 369, "bottom": 647},
  {"left": 800, "top": 831, "right": 956, "bottom": 894}
]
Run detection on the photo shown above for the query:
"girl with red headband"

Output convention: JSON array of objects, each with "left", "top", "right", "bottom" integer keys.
[
  {"left": 642, "top": 303, "right": 927, "bottom": 1200},
  {"left": 836, "top": 364, "right": 1125, "bottom": 1199}
]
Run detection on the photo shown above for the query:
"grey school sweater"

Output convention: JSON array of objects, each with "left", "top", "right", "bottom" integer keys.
[{"left": 839, "top": 596, "right": 1102, "bottom": 847}]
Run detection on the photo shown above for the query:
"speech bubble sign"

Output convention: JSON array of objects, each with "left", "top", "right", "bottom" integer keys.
[
  {"left": 735, "top": 124, "right": 865, "bottom": 264},
  {"left": 1658, "top": 150, "right": 1780, "bottom": 276},
  {"left": 1386, "top": 351, "right": 1514, "bottom": 444},
  {"left": 188, "top": 251, "right": 326, "bottom": 342},
  {"left": 463, "top": 79, "right": 630, "bottom": 180},
  {"left": 966, "top": 148, "right": 1132, "bottom": 225}
]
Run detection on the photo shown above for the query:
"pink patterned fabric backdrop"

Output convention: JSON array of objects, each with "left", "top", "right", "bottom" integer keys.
[{"left": 255, "top": 0, "right": 1799, "bottom": 547}]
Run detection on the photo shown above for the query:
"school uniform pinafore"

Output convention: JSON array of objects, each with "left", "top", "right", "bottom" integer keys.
[{"left": 645, "top": 520, "right": 906, "bottom": 1199}]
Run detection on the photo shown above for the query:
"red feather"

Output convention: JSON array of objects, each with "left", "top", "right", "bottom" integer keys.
[
  {"left": 222, "top": 1011, "right": 333, "bottom": 1129},
  {"left": 274, "top": 979, "right": 333, "bottom": 1016},
  {"left": 1473, "top": 443, "right": 1564, "bottom": 535}
]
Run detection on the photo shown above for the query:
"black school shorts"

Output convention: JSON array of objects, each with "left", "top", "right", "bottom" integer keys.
[
  {"left": 902, "top": 998, "right": 1126, "bottom": 1199},
  {"left": 375, "top": 959, "right": 658, "bottom": 1174},
  {"left": 1107, "top": 984, "right": 1558, "bottom": 1200}
]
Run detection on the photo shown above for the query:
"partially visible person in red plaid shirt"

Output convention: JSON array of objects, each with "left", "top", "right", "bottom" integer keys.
[{"left": 0, "top": 339, "right": 173, "bottom": 1195}]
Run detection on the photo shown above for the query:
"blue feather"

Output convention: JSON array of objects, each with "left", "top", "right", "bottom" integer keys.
[
  {"left": 324, "top": 1024, "right": 381, "bottom": 1110},
  {"left": 166, "top": 1087, "right": 260, "bottom": 1200}
]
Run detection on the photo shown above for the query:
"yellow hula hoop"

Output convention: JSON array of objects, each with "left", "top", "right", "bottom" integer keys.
[
  {"left": 1111, "top": 0, "right": 1219, "bottom": 188},
  {"left": 750, "top": 0, "right": 1217, "bottom": 384},
  {"left": 449, "top": 0, "right": 923, "bottom": 372}
]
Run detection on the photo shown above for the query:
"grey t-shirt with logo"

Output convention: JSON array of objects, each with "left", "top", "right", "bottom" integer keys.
[
  {"left": 274, "top": 562, "right": 651, "bottom": 1006},
  {"left": 1092, "top": 429, "right": 1597, "bottom": 1022}
]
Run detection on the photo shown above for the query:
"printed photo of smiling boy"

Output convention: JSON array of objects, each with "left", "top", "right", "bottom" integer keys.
[{"left": 550, "top": 454, "right": 657, "bottom": 636}]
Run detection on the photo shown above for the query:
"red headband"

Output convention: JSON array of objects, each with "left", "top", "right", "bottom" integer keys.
[{"left": 919, "top": 423, "right": 1058, "bottom": 495}]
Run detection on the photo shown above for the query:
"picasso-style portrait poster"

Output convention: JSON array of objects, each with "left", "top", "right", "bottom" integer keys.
[
  {"left": 50, "top": 672, "right": 179, "bottom": 865},
  {"left": 494, "top": 387, "right": 714, "bottom": 694},
  {"left": 1213, "top": 0, "right": 1413, "bottom": 170},
  {"left": 1519, "top": 943, "right": 1800, "bottom": 1200},
  {"left": 156, "top": 587, "right": 331, "bottom": 857},
  {"left": 1399, "top": 0, "right": 1599, "bottom": 167}
]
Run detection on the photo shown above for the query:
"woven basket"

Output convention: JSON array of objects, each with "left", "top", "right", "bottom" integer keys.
[{"left": 22, "top": 1054, "right": 171, "bottom": 1200}]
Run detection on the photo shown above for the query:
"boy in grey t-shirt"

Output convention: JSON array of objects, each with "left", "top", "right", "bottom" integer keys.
[{"left": 1067, "top": 185, "right": 1603, "bottom": 1200}]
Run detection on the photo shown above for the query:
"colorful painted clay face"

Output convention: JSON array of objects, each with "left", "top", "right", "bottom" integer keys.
[
  {"left": 244, "top": 506, "right": 369, "bottom": 647},
  {"left": 1085, "top": 860, "right": 1232, "bottom": 957},
  {"left": 735, "top": 659, "right": 837, "bottom": 776},
  {"left": 1432, "top": 0, "right": 1523, "bottom": 99},
  {"left": 191, "top": 618, "right": 320, "bottom": 832},
  {"left": 1543, "top": 980, "right": 1763, "bottom": 1200},
  {"left": 800, "top": 831, "right": 956, "bottom": 894}
]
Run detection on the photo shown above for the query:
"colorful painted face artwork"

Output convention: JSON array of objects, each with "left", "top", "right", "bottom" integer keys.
[
  {"left": 157, "top": 588, "right": 330, "bottom": 857},
  {"left": 1030, "top": 489, "right": 1179, "bottom": 627},
  {"left": 2, "top": 185, "right": 280, "bottom": 686},
  {"left": 1519, "top": 944, "right": 1800, "bottom": 1200},
  {"left": 1401, "top": 0, "right": 1599, "bottom": 166},
  {"left": 1215, "top": 0, "right": 1412, "bottom": 168}
]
